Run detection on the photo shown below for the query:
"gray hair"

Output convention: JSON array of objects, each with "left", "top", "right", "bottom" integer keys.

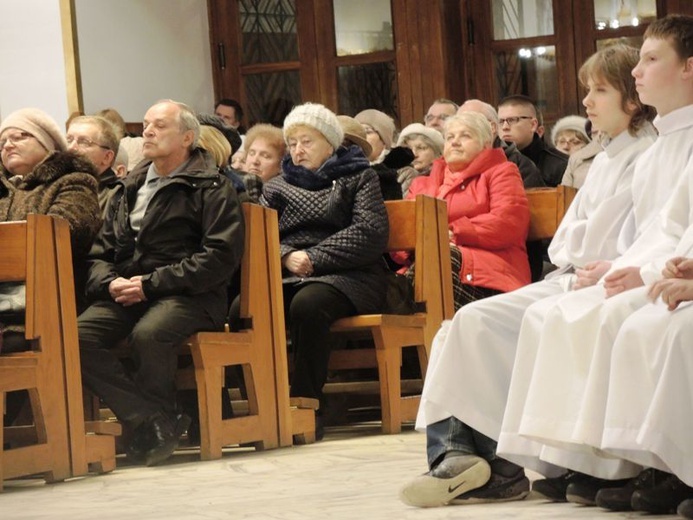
[
  {"left": 70, "top": 115, "right": 120, "bottom": 153},
  {"left": 155, "top": 99, "right": 200, "bottom": 150},
  {"left": 459, "top": 99, "right": 499, "bottom": 125},
  {"left": 443, "top": 112, "right": 494, "bottom": 148}
]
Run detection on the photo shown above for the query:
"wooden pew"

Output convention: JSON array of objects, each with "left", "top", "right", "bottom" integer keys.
[
  {"left": 526, "top": 185, "right": 578, "bottom": 241},
  {"left": 0, "top": 215, "right": 72, "bottom": 490},
  {"left": 318, "top": 195, "right": 454, "bottom": 434},
  {"left": 179, "top": 203, "right": 282, "bottom": 460}
]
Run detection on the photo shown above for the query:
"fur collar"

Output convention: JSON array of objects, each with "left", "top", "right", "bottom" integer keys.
[{"left": 2, "top": 151, "right": 97, "bottom": 189}]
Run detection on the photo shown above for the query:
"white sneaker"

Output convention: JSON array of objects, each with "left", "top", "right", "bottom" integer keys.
[{"left": 399, "top": 455, "right": 491, "bottom": 507}]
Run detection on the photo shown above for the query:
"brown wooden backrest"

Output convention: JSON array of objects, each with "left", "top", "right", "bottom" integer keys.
[
  {"left": 386, "top": 196, "right": 455, "bottom": 340},
  {"left": 526, "top": 185, "right": 578, "bottom": 241}
]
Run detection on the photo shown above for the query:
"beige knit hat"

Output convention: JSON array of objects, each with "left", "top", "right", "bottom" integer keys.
[
  {"left": 283, "top": 103, "right": 344, "bottom": 150},
  {"left": 355, "top": 109, "right": 396, "bottom": 149},
  {"left": 0, "top": 108, "right": 67, "bottom": 152},
  {"left": 396, "top": 123, "right": 444, "bottom": 156},
  {"left": 337, "top": 115, "right": 372, "bottom": 158}
]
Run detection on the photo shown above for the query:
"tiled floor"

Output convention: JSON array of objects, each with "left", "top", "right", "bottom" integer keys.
[{"left": 1, "top": 424, "right": 680, "bottom": 519}]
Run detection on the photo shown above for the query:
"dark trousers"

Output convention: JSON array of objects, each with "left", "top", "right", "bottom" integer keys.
[
  {"left": 78, "top": 296, "right": 217, "bottom": 427},
  {"left": 283, "top": 282, "right": 356, "bottom": 403}
]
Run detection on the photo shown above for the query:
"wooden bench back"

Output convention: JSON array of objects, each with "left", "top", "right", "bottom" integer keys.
[
  {"left": 0, "top": 214, "right": 73, "bottom": 486},
  {"left": 388, "top": 196, "right": 455, "bottom": 340},
  {"left": 526, "top": 185, "right": 578, "bottom": 241}
]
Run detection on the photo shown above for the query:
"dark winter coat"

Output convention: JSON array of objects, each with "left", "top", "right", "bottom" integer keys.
[
  {"left": 85, "top": 148, "right": 244, "bottom": 327},
  {"left": 260, "top": 146, "right": 389, "bottom": 314},
  {"left": 520, "top": 133, "right": 569, "bottom": 187}
]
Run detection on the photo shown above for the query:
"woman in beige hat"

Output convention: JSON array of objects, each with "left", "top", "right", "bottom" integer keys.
[{"left": 0, "top": 107, "right": 101, "bottom": 350}]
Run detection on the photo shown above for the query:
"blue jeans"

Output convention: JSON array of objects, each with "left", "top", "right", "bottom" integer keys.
[{"left": 426, "top": 416, "right": 498, "bottom": 469}]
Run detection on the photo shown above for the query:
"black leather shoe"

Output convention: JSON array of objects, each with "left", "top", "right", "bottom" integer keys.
[
  {"left": 139, "top": 412, "right": 191, "bottom": 467},
  {"left": 566, "top": 476, "right": 629, "bottom": 506},
  {"left": 631, "top": 473, "right": 693, "bottom": 514},
  {"left": 595, "top": 468, "right": 669, "bottom": 511},
  {"left": 678, "top": 498, "right": 693, "bottom": 519}
]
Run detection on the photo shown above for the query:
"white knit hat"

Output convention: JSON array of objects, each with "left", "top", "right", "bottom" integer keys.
[
  {"left": 283, "top": 103, "right": 344, "bottom": 150},
  {"left": 396, "top": 123, "right": 444, "bottom": 156},
  {"left": 551, "top": 115, "right": 590, "bottom": 146},
  {"left": 0, "top": 108, "right": 67, "bottom": 152},
  {"left": 355, "top": 109, "right": 396, "bottom": 149}
]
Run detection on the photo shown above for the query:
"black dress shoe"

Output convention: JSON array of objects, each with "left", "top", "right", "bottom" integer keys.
[
  {"left": 137, "top": 411, "right": 191, "bottom": 467},
  {"left": 631, "top": 473, "right": 693, "bottom": 514},
  {"left": 595, "top": 468, "right": 669, "bottom": 511}
]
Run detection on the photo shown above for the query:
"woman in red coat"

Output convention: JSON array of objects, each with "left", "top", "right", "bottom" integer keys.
[{"left": 407, "top": 111, "right": 530, "bottom": 309}]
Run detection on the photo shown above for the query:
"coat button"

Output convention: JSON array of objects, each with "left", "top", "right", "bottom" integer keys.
[{"left": 466, "top": 273, "right": 473, "bottom": 281}]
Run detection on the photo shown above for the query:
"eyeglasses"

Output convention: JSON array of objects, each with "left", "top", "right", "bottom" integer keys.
[
  {"left": 424, "top": 114, "right": 450, "bottom": 123},
  {"left": 66, "top": 135, "right": 110, "bottom": 150},
  {"left": 0, "top": 131, "right": 35, "bottom": 149},
  {"left": 557, "top": 138, "right": 586, "bottom": 147},
  {"left": 498, "top": 116, "right": 534, "bottom": 126}
]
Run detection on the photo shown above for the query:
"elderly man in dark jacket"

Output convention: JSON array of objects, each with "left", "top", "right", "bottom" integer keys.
[{"left": 78, "top": 100, "right": 244, "bottom": 466}]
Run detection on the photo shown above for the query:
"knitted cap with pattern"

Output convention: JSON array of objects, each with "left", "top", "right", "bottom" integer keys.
[{"left": 283, "top": 103, "right": 344, "bottom": 150}]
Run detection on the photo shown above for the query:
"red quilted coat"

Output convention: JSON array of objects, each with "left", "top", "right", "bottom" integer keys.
[{"left": 407, "top": 147, "right": 530, "bottom": 293}]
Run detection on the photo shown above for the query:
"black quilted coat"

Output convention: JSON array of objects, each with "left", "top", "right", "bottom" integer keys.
[{"left": 260, "top": 145, "right": 389, "bottom": 314}]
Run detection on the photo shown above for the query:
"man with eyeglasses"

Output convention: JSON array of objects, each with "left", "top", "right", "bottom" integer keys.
[
  {"left": 424, "top": 98, "right": 459, "bottom": 134},
  {"left": 67, "top": 115, "right": 120, "bottom": 215},
  {"left": 498, "top": 95, "right": 568, "bottom": 187}
]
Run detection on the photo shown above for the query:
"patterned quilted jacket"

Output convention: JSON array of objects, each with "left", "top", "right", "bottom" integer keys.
[{"left": 260, "top": 146, "right": 389, "bottom": 314}]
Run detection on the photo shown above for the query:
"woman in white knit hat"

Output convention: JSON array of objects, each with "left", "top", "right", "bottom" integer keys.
[
  {"left": 258, "top": 103, "right": 389, "bottom": 436},
  {"left": 0, "top": 107, "right": 101, "bottom": 351},
  {"left": 551, "top": 115, "right": 591, "bottom": 156},
  {"left": 396, "top": 123, "right": 444, "bottom": 195}
]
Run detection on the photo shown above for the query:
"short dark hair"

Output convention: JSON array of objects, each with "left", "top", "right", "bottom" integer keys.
[
  {"left": 214, "top": 98, "right": 244, "bottom": 122},
  {"left": 498, "top": 95, "right": 538, "bottom": 118},
  {"left": 644, "top": 14, "right": 693, "bottom": 62}
]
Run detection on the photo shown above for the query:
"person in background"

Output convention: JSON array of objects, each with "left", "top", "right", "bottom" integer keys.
[
  {"left": 214, "top": 98, "right": 246, "bottom": 134},
  {"left": 424, "top": 98, "right": 459, "bottom": 134},
  {"left": 97, "top": 107, "right": 145, "bottom": 171},
  {"left": 113, "top": 145, "right": 129, "bottom": 179},
  {"left": 458, "top": 99, "right": 545, "bottom": 189},
  {"left": 244, "top": 123, "right": 285, "bottom": 183},
  {"left": 258, "top": 103, "right": 389, "bottom": 435},
  {"left": 498, "top": 95, "right": 568, "bottom": 187},
  {"left": 561, "top": 120, "right": 604, "bottom": 189},
  {"left": 66, "top": 115, "right": 120, "bottom": 215},
  {"left": 551, "top": 115, "right": 591, "bottom": 156},
  {"left": 396, "top": 123, "right": 444, "bottom": 196},
  {"left": 338, "top": 114, "right": 401, "bottom": 200},
  {"left": 354, "top": 109, "right": 396, "bottom": 164}
]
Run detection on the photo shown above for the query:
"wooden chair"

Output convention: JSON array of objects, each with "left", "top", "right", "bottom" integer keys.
[
  {"left": 0, "top": 215, "right": 72, "bottom": 490},
  {"left": 182, "top": 202, "right": 281, "bottom": 460},
  {"left": 315, "top": 195, "right": 454, "bottom": 435},
  {"left": 526, "top": 185, "right": 578, "bottom": 241},
  {"left": 52, "top": 217, "right": 118, "bottom": 475}
]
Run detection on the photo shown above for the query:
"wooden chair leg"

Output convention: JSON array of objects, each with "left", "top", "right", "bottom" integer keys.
[
  {"left": 373, "top": 334, "right": 403, "bottom": 434},
  {"left": 194, "top": 364, "right": 223, "bottom": 461}
]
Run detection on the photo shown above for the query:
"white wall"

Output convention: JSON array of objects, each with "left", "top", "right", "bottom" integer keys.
[
  {"left": 75, "top": 0, "right": 214, "bottom": 122},
  {"left": 0, "top": 1, "right": 70, "bottom": 125}
]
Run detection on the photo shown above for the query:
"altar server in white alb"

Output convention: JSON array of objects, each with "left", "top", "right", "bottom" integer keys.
[
  {"left": 497, "top": 14, "right": 693, "bottom": 505},
  {"left": 592, "top": 251, "right": 693, "bottom": 515},
  {"left": 398, "top": 42, "right": 657, "bottom": 508}
]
